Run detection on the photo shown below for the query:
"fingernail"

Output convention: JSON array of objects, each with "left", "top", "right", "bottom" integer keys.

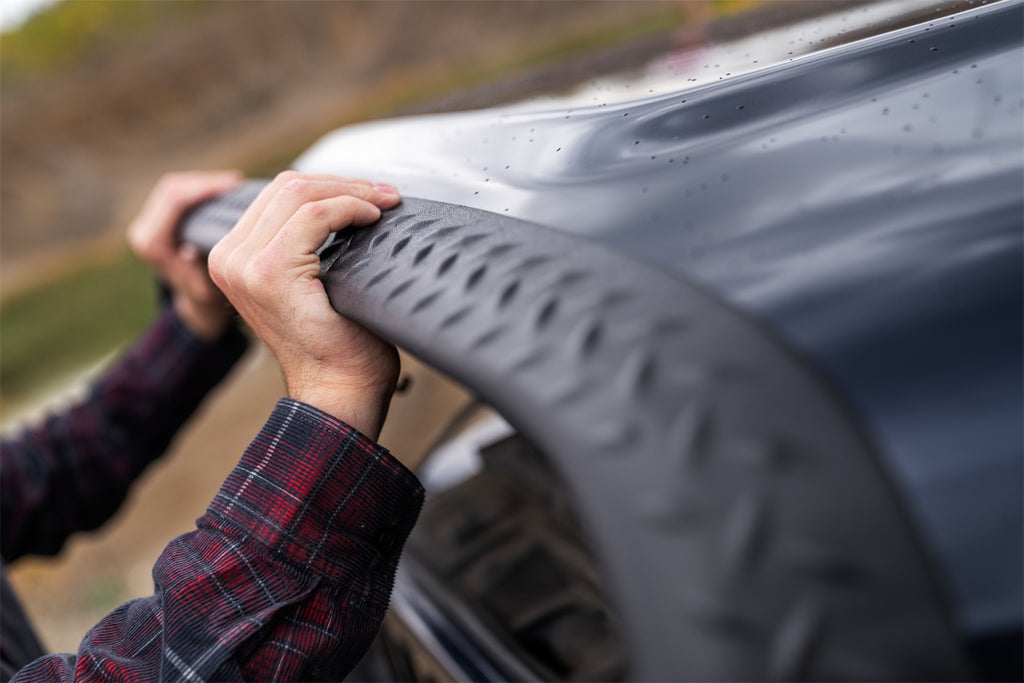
[{"left": 374, "top": 182, "right": 398, "bottom": 195}]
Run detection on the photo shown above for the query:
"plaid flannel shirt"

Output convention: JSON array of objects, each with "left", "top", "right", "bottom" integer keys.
[{"left": 1, "top": 309, "right": 424, "bottom": 681}]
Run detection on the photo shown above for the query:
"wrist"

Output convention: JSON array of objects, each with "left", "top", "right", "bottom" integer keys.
[
  {"left": 289, "top": 383, "right": 395, "bottom": 440},
  {"left": 173, "top": 295, "right": 232, "bottom": 342},
  {"left": 286, "top": 363, "right": 399, "bottom": 440}
]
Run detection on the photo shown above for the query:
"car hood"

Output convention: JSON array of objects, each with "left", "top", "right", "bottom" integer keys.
[{"left": 296, "top": 0, "right": 1023, "bottom": 636}]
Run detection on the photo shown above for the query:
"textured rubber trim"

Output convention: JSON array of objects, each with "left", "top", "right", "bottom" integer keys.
[
  {"left": 180, "top": 180, "right": 268, "bottom": 253},
  {"left": 182, "top": 186, "right": 971, "bottom": 680}
]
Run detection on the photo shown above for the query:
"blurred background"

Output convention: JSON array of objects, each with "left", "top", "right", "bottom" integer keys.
[{"left": 0, "top": 0, "right": 775, "bottom": 654}]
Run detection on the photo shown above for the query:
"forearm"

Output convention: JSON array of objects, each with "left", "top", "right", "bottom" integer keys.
[
  {"left": 0, "top": 308, "right": 248, "bottom": 562},
  {"left": 11, "top": 399, "right": 423, "bottom": 682}
]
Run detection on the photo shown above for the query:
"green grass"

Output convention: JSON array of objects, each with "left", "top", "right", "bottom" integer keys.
[
  {"left": 0, "top": 250, "right": 155, "bottom": 407},
  {"left": 1, "top": 0, "right": 213, "bottom": 85}
]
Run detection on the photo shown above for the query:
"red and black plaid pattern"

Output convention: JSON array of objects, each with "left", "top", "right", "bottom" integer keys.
[
  {"left": 1, "top": 308, "right": 248, "bottom": 563},
  {"left": 9, "top": 396, "right": 423, "bottom": 682},
  {"left": 3, "top": 308, "right": 424, "bottom": 681}
]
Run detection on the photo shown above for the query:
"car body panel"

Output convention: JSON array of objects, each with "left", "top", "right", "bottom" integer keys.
[{"left": 296, "top": 0, "right": 1023, "bottom": 638}]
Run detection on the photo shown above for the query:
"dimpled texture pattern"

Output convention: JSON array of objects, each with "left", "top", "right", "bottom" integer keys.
[{"left": 183, "top": 190, "right": 972, "bottom": 680}]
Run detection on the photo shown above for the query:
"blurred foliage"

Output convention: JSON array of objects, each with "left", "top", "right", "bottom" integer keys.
[
  {"left": 243, "top": 5, "right": 687, "bottom": 178},
  {"left": 1, "top": 0, "right": 762, "bottom": 413},
  {"left": 0, "top": 0, "right": 760, "bottom": 86},
  {"left": 1, "top": 0, "right": 760, "bottom": 88},
  {"left": 0, "top": 250, "right": 155, "bottom": 406},
  {"left": 714, "top": 0, "right": 765, "bottom": 14},
  {"left": 1, "top": 0, "right": 213, "bottom": 85}
]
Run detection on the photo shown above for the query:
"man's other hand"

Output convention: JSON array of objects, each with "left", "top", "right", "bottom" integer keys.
[
  {"left": 129, "top": 170, "right": 243, "bottom": 340},
  {"left": 208, "top": 171, "right": 402, "bottom": 439}
]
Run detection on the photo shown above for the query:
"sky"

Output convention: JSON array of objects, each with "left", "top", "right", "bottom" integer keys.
[{"left": 0, "top": 0, "right": 60, "bottom": 32}]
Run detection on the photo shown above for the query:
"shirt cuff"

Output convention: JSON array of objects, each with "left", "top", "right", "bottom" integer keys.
[{"left": 200, "top": 398, "right": 425, "bottom": 581}]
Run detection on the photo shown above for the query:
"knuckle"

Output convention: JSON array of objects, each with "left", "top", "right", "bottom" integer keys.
[
  {"left": 208, "top": 266, "right": 224, "bottom": 290},
  {"left": 345, "top": 183, "right": 373, "bottom": 199},
  {"left": 354, "top": 198, "right": 382, "bottom": 218},
  {"left": 155, "top": 174, "right": 176, "bottom": 191},
  {"left": 126, "top": 231, "right": 146, "bottom": 252},
  {"left": 343, "top": 195, "right": 372, "bottom": 212},
  {"left": 207, "top": 245, "right": 226, "bottom": 280},
  {"left": 208, "top": 239, "right": 223, "bottom": 261},
  {"left": 274, "top": 170, "right": 302, "bottom": 188},
  {"left": 240, "top": 263, "right": 260, "bottom": 290},
  {"left": 279, "top": 177, "right": 312, "bottom": 199},
  {"left": 212, "top": 246, "right": 244, "bottom": 289},
  {"left": 242, "top": 256, "right": 276, "bottom": 292},
  {"left": 335, "top": 195, "right": 359, "bottom": 210},
  {"left": 296, "top": 200, "right": 328, "bottom": 222},
  {"left": 129, "top": 234, "right": 160, "bottom": 261},
  {"left": 156, "top": 173, "right": 185, "bottom": 198}
]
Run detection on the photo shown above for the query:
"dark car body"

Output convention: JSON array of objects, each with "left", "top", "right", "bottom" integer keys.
[{"left": 187, "top": 0, "right": 1023, "bottom": 678}]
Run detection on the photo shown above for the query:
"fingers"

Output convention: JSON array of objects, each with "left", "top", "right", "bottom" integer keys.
[
  {"left": 152, "top": 170, "right": 245, "bottom": 220},
  {"left": 247, "top": 178, "right": 391, "bottom": 253},
  {"left": 231, "top": 171, "right": 368, "bottom": 233},
  {"left": 203, "top": 172, "right": 403, "bottom": 430},
  {"left": 217, "top": 196, "right": 383, "bottom": 294},
  {"left": 220, "top": 171, "right": 398, "bottom": 257},
  {"left": 129, "top": 170, "right": 242, "bottom": 266},
  {"left": 268, "top": 195, "right": 383, "bottom": 261},
  {"left": 210, "top": 172, "right": 400, "bottom": 297}
]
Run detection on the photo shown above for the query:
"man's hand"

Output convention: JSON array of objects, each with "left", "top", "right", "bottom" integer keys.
[
  {"left": 208, "top": 172, "right": 402, "bottom": 439},
  {"left": 128, "top": 170, "right": 243, "bottom": 340}
]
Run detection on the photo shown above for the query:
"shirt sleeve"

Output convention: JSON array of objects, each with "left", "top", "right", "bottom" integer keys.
[
  {"left": 11, "top": 398, "right": 425, "bottom": 683},
  {"left": 0, "top": 308, "right": 249, "bottom": 563}
]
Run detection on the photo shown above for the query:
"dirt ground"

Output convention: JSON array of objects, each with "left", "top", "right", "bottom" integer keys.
[{"left": 5, "top": 344, "right": 470, "bottom": 653}]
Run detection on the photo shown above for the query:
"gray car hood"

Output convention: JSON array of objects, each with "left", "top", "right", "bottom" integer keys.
[{"left": 296, "top": 0, "right": 1023, "bottom": 636}]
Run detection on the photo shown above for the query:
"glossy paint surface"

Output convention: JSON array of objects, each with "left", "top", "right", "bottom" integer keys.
[{"left": 297, "top": 0, "right": 1023, "bottom": 635}]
